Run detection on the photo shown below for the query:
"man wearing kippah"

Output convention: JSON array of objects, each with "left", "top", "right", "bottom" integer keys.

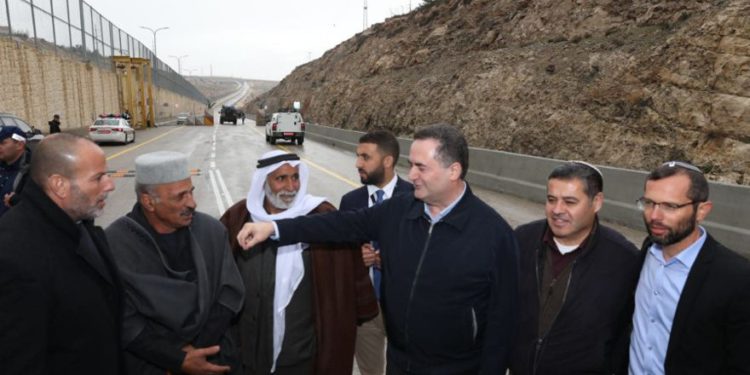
[
  {"left": 219, "top": 150, "right": 377, "bottom": 375},
  {"left": 629, "top": 161, "right": 750, "bottom": 374},
  {"left": 0, "top": 126, "right": 32, "bottom": 217},
  {"left": 106, "top": 151, "right": 245, "bottom": 375},
  {"left": 509, "top": 161, "right": 639, "bottom": 374}
]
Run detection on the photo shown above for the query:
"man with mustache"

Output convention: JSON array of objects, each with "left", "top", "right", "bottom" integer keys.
[
  {"left": 106, "top": 151, "right": 245, "bottom": 375},
  {"left": 509, "top": 161, "right": 639, "bottom": 374},
  {"left": 629, "top": 161, "right": 750, "bottom": 374},
  {"left": 339, "top": 130, "right": 413, "bottom": 375},
  {"left": 0, "top": 134, "right": 122, "bottom": 374},
  {"left": 235, "top": 124, "right": 520, "bottom": 374},
  {"left": 220, "top": 150, "right": 377, "bottom": 374}
]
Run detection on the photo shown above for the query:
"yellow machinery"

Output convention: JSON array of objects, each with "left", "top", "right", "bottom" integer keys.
[{"left": 112, "top": 56, "right": 156, "bottom": 128}]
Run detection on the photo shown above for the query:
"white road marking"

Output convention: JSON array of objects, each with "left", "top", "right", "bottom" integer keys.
[
  {"left": 208, "top": 169, "right": 225, "bottom": 214},
  {"left": 215, "top": 169, "right": 234, "bottom": 209}
]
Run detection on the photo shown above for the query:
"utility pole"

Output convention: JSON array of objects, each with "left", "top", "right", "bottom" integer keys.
[
  {"left": 169, "top": 54, "right": 188, "bottom": 75},
  {"left": 139, "top": 25, "right": 169, "bottom": 58},
  {"left": 363, "top": 0, "right": 368, "bottom": 30}
]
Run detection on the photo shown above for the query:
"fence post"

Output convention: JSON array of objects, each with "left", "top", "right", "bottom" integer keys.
[
  {"left": 78, "top": 0, "right": 85, "bottom": 58},
  {"left": 49, "top": 0, "right": 56, "bottom": 45},
  {"left": 66, "top": 0, "right": 72, "bottom": 49},
  {"left": 30, "top": 0, "right": 37, "bottom": 45},
  {"left": 4, "top": 0, "right": 12, "bottom": 36}
]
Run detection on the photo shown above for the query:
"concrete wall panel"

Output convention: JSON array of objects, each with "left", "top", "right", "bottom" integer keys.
[{"left": 306, "top": 123, "right": 750, "bottom": 256}]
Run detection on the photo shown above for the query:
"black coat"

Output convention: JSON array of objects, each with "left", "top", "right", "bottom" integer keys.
[
  {"left": 636, "top": 235, "right": 750, "bottom": 374},
  {"left": 276, "top": 184, "right": 519, "bottom": 374},
  {"left": 0, "top": 180, "right": 123, "bottom": 375},
  {"left": 339, "top": 176, "right": 414, "bottom": 211},
  {"left": 510, "top": 219, "right": 639, "bottom": 375}
]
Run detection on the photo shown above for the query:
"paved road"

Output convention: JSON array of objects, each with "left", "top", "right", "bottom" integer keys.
[
  {"left": 89, "top": 119, "right": 645, "bottom": 375},
  {"left": 95, "top": 120, "right": 645, "bottom": 243}
]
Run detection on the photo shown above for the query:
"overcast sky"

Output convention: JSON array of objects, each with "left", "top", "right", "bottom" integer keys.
[{"left": 84, "top": 0, "right": 422, "bottom": 81}]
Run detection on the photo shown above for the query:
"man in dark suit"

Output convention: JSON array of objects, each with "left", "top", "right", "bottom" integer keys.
[
  {"left": 629, "top": 161, "right": 750, "bottom": 374},
  {"left": 339, "top": 130, "right": 413, "bottom": 375},
  {"left": 237, "top": 124, "right": 520, "bottom": 374},
  {"left": 0, "top": 133, "right": 123, "bottom": 374}
]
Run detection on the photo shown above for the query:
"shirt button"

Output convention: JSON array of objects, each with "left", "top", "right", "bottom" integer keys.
[
  {"left": 648, "top": 346, "right": 652, "bottom": 350},
  {"left": 650, "top": 318, "right": 655, "bottom": 323}
]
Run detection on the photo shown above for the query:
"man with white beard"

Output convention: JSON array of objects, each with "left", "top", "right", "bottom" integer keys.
[{"left": 220, "top": 150, "right": 377, "bottom": 375}]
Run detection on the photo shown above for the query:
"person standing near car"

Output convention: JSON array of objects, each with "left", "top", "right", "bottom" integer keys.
[
  {"left": 509, "top": 161, "right": 639, "bottom": 374},
  {"left": 48, "top": 114, "right": 61, "bottom": 134},
  {"left": 339, "top": 130, "right": 413, "bottom": 375},
  {"left": 0, "top": 126, "right": 32, "bottom": 217}
]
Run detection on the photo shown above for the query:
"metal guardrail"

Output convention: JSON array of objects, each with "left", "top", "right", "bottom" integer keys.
[
  {"left": 305, "top": 123, "right": 750, "bottom": 256},
  {"left": 0, "top": 0, "right": 206, "bottom": 104}
]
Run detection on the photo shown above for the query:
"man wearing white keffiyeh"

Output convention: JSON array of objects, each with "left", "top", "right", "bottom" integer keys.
[{"left": 220, "top": 150, "right": 378, "bottom": 375}]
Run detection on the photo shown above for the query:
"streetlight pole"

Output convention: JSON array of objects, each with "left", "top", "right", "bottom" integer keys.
[
  {"left": 139, "top": 25, "right": 169, "bottom": 58},
  {"left": 139, "top": 25, "right": 168, "bottom": 127},
  {"left": 169, "top": 54, "right": 189, "bottom": 75}
]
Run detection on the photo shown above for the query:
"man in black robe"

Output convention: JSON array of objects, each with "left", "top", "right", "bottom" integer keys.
[{"left": 106, "top": 150, "right": 245, "bottom": 375}]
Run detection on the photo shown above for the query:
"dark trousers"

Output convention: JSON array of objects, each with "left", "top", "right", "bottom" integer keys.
[{"left": 272, "top": 357, "right": 314, "bottom": 375}]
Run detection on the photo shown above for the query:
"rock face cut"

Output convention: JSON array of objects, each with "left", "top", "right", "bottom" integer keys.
[{"left": 254, "top": 0, "right": 750, "bottom": 185}]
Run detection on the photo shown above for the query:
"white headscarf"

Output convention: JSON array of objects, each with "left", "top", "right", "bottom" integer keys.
[{"left": 246, "top": 150, "right": 325, "bottom": 372}]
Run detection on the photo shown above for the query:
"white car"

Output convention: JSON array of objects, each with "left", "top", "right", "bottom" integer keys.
[
  {"left": 176, "top": 112, "right": 192, "bottom": 125},
  {"left": 89, "top": 116, "right": 136, "bottom": 144},
  {"left": 265, "top": 112, "right": 305, "bottom": 145}
]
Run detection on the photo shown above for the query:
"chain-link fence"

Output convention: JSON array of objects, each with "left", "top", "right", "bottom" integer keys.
[{"left": 0, "top": 0, "right": 207, "bottom": 104}]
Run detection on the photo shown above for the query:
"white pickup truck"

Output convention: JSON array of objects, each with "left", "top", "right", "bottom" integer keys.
[{"left": 265, "top": 112, "right": 305, "bottom": 145}]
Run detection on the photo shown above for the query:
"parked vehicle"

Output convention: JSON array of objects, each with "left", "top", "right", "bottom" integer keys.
[
  {"left": 265, "top": 112, "right": 305, "bottom": 145},
  {"left": 219, "top": 106, "right": 238, "bottom": 125},
  {"left": 0, "top": 112, "right": 45, "bottom": 146},
  {"left": 176, "top": 112, "right": 193, "bottom": 125},
  {"left": 89, "top": 115, "right": 135, "bottom": 145}
]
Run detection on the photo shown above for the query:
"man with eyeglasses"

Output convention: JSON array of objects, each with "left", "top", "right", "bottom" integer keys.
[{"left": 629, "top": 161, "right": 750, "bottom": 374}]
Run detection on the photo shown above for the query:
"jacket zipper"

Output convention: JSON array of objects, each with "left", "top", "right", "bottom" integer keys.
[
  {"left": 471, "top": 307, "right": 478, "bottom": 342},
  {"left": 532, "top": 257, "right": 577, "bottom": 375},
  {"left": 404, "top": 222, "right": 434, "bottom": 371}
]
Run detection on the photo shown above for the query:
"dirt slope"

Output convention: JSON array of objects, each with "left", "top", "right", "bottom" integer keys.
[{"left": 254, "top": 0, "right": 750, "bottom": 184}]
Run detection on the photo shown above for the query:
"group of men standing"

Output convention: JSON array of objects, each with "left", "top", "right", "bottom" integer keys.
[{"left": 0, "top": 123, "right": 748, "bottom": 375}]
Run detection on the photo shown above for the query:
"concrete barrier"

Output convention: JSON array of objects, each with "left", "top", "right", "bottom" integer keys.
[{"left": 306, "top": 123, "right": 750, "bottom": 256}]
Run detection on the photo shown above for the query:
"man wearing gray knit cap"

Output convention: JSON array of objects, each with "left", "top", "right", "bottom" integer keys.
[{"left": 106, "top": 151, "right": 245, "bottom": 375}]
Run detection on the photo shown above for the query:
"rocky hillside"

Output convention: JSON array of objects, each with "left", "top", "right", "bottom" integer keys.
[{"left": 254, "top": 0, "right": 749, "bottom": 185}]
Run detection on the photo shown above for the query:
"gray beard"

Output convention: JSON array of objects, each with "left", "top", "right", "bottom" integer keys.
[
  {"left": 69, "top": 182, "right": 105, "bottom": 221},
  {"left": 264, "top": 183, "right": 297, "bottom": 210}
]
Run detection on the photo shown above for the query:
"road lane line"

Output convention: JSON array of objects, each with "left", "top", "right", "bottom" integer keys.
[
  {"left": 106, "top": 126, "right": 184, "bottom": 161},
  {"left": 215, "top": 169, "right": 234, "bottom": 208},
  {"left": 248, "top": 127, "right": 359, "bottom": 188},
  {"left": 208, "top": 169, "right": 226, "bottom": 215}
]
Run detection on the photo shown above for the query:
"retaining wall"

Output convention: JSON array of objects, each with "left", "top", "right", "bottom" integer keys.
[
  {"left": 0, "top": 37, "right": 204, "bottom": 131},
  {"left": 306, "top": 123, "right": 750, "bottom": 256}
]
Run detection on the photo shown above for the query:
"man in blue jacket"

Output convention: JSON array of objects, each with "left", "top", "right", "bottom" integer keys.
[
  {"left": 236, "top": 123, "right": 520, "bottom": 374},
  {"left": 340, "top": 130, "right": 413, "bottom": 375}
]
